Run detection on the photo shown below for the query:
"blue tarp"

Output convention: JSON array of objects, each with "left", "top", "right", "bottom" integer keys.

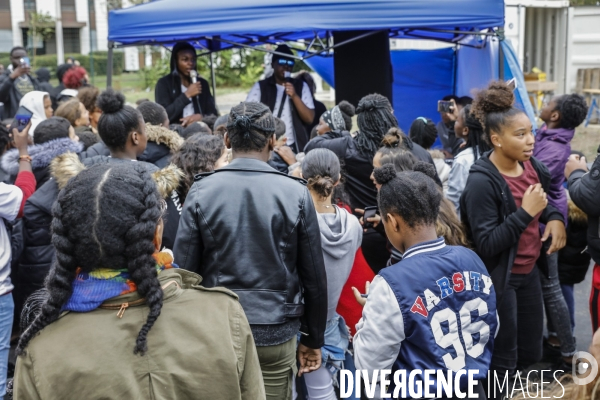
[
  {"left": 305, "top": 48, "right": 455, "bottom": 133},
  {"left": 108, "top": 0, "right": 504, "bottom": 47},
  {"left": 305, "top": 39, "right": 536, "bottom": 133}
]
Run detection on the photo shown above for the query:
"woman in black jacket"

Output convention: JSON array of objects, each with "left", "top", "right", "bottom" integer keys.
[
  {"left": 304, "top": 94, "right": 435, "bottom": 272},
  {"left": 155, "top": 42, "right": 218, "bottom": 126},
  {"left": 460, "top": 82, "right": 565, "bottom": 396}
]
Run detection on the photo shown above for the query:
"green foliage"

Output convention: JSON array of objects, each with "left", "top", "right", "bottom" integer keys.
[
  {"left": 28, "top": 11, "right": 55, "bottom": 67},
  {"left": 570, "top": 0, "right": 599, "bottom": 4},
  {"left": 140, "top": 56, "right": 169, "bottom": 90},
  {"left": 31, "top": 51, "right": 124, "bottom": 77}
]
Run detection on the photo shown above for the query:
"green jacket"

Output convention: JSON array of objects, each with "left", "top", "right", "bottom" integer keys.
[{"left": 14, "top": 269, "right": 265, "bottom": 400}]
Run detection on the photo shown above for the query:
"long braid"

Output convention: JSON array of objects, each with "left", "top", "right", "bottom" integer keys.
[
  {"left": 227, "top": 102, "right": 275, "bottom": 152},
  {"left": 462, "top": 105, "right": 491, "bottom": 161},
  {"left": 355, "top": 94, "right": 398, "bottom": 158},
  {"left": 16, "top": 191, "right": 78, "bottom": 354},
  {"left": 17, "top": 163, "right": 165, "bottom": 356},
  {"left": 125, "top": 164, "right": 163, "bottom": 355}
]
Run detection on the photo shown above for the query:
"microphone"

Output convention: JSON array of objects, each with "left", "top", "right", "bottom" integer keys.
[
  {"left": 190, "top": 70, "right": 198, "bottom": 84},
  {"left": 284, "top": 71, "right": 292, "bottom": 83}
]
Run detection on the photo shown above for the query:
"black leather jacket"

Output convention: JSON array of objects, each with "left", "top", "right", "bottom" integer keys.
[{"left": 174, "top": 158, "right": 327, "bottom": 348}]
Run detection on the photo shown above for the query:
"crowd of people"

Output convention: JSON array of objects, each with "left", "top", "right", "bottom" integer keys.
[{"left": 0, "top": 41, "right": 597, "bottom": 400}]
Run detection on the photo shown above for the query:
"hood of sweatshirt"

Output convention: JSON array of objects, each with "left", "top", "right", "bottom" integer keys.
[
  {"left": 1, "top": 137, "right": 82, "bottom": 175},
  {"left": 535, "top": 125, "right": 575, "bottom": 146},
  {"left": 138, "top": 123, "right": 184, "bottom": 165},
  {"left": 317, "top": 206, "right": 362, "bottom": 261},
  {"left": 20, "top": 90, "right": 49, "bottom": 136}
]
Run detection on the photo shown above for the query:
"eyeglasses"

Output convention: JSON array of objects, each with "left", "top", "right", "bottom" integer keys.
[{"left": 277, "top": 59, "right": 295, "bottom": 67}]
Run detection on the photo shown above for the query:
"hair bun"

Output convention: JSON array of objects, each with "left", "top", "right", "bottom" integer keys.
[
  {"left": 338, "top": 101, "right": 355, "bottom": 118},
  {"left": 373, "top": 164, "right": 397, "bottom": 185},
  {"left": 413, "top": 161, "right": 437, "bottom": 180},
  {"left": 97, "top": 88, "right": 126, "bottom": 114},
  {"left": 473, "top": 81, "right": 514, "bottom": 114}
]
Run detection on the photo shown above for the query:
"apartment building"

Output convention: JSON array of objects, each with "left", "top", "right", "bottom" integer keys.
[{"left": 0, "top": 0, "right": 108, "bottom": 54}]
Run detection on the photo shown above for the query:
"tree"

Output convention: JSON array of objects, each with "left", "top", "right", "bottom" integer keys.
[{"left": 28, "top": 12, "right": 55, "bottom": 67}]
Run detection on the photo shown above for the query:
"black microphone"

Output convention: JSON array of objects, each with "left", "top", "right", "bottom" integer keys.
[{"left": 284, "top": 71, "right": 292, "bottom": 83}]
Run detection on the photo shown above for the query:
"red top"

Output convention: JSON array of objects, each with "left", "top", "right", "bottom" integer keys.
[
  {"left": 502, "top": 161, "right": 542, "bottom": 274},
  {"left": 14, "top": 171, "right": 36, "bottom": 218}
]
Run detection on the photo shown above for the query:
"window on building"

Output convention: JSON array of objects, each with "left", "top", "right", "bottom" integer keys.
[
  {"left": 62, "top": 0, "right": 75, "bottom": 12},
  {"left": 63, "top": 28, "right": 80, "bottom": 53},
  {"left": 0, "top": 0, "right": 10, "bottom": 11},
  {"left": 23, "top": 0, "right": 35, "bottom": 12}
]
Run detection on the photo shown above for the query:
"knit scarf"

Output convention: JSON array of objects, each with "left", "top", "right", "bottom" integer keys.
[{"left": 64, "top": 250, "right": 177, "bottom": 312}]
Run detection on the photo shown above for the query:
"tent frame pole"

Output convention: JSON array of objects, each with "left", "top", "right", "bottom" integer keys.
[
  {"left": 498, "top": 28, "right": 505, "bottom": 80},
  {"left": 210, "top": 52, "right": 217, "bottom": 104},
  {"left": 107, "top": 41, "right": 114, "bottom": 88}
]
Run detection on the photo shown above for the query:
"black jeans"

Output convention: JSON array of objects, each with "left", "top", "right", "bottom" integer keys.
[{"left": 489, "top": 267, "right": 543, "bottom": 397}]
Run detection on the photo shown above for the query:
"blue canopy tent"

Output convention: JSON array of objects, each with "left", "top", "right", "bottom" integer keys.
[{"left": 107, "top": 0, "right": 534, "bottom": 129}]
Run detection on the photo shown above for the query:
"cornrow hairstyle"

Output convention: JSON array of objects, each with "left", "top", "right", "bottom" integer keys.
[
  {"left": 97, "top": 88, "right": 144, "bottom": 151},
  {"left": 374, "top": 163, "right": 441, "bottom": 228},
  {"left": 408, "top": 117, "right": 438, "bottom": 150},
  {"left": 55, "top": 99, "right": 83, "bottom": 127},
  {"left": 171, "top": 134, "right": 225, "bottom": 202},
  {"left": 137, "top": 101, "right": 168, "bottom": 127},
  {"left": 471, "top": 81, "right": 525, "bottom": 144},
  {"left": 302, "top": 148, "right": 341, "bottom": 199},
  {"left": 227, "top": 102, "right": 275, "bottom": 152},
  {"left": 553, "top": 94, "right": 588, "bottom": 130},
  {"left": 17, "top": 163, "right": 164, "bottom": 356},
  {"left": 461, "top": 105, "right": 491, "bottom": 161},
  {"left": 355, "top": 94, "right": 398, "bottom": 158}
]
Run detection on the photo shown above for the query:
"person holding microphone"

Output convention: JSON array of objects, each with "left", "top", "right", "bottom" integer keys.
[
  {"left": 155, "top": 42, "right": 217, "bottom": 127},
  {"left": 246, "top": 44, "right": 315, "bottom": 153}
]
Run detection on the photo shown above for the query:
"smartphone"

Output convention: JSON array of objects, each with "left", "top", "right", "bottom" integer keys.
[
  {"left": 363, "top": 206, "right": 378, "bottom": 229},
  {"left": 11, "top": 105, "right": 33, "bottom": 132},
  {"left": 437, "top": 100, "right": 453, "bottom": 113},
  {"left": 19, "top": 57, "right": 30, "bottom": 68}
]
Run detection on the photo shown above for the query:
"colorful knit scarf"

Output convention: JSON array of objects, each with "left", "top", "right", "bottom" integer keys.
[{"left": 64, "top": 250, "right": 177, "bottom": 312}]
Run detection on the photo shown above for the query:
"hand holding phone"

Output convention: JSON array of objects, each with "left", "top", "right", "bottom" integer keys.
[
  {"left": 10, "top": 106, "right": 33, "bottom": 133},
  {"left": 363, "top": 206, "right": 378, "bottom": 229}
]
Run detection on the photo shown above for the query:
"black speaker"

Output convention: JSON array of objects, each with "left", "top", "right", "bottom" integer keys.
[{"left": 333, "top": 30, "right": 393, "bottom": 107}]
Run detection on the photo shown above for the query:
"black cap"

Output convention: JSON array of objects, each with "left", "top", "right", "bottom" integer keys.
[{"left": 272, "top": 44, "right": 295, "bottom": 62}]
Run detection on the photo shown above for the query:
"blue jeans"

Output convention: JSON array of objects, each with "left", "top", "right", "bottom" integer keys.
[
  {"left": 542, "top": 252, "right": 577, "bottom": 357},
  {"left": 0, "top": 293, "right": 13, "bottom": 400},
  {"left": 561, "top": 283, "right": 575, "bottom": 331}
]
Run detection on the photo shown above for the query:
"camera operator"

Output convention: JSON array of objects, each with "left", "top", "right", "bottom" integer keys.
[{"left": 0, "top": 47, "right": 40, "bottom": 119}]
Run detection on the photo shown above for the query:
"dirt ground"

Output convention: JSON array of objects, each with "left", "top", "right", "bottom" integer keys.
[{"left": 572, "top": 124, "right": 600, "bottom": 160}]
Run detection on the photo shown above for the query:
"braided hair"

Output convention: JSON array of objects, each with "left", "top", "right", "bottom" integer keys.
[
  {"left": 227, "top": 102, "right": 275, "bottom": 152},
  {"left": 461, "top": 105, "right": 491, "bottom": 161},
  {"left": 17, "top": 163, "right": 164, "bottom": 356},
  {"left": 409, "top": 117, "right": 438, "bottom": 150},
  {"left": 355, "top": 94, "right": 398, "bottom": 158},
  {"left": 471, "top": 81, "right": 525, "bottom": 144},
  {"left": 374, "top": 163, "right": 441, "bottom": 228},
  {"left": 97, "top": 88, "right": 144, "bottom": 151}
]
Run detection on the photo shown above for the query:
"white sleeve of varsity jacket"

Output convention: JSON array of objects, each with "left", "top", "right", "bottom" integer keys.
[{"left": 354, "top": 275, "right": 405, "bottom": 376}]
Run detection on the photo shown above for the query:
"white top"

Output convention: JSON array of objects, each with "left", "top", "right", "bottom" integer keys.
[
  {"left": 180, "top": 84, "right": 195, "bottom": 118},
  {"left": 246, "top": 81, "right": 315, "bottom": 146},
  {"left": 0, "top": 183, "right": 22, "bottom": 295},
  {"left": 446, "top": 146, "right": 479, "bottom": 216}
]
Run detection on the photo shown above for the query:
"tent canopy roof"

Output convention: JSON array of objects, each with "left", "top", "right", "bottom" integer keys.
[{"left": 108, "top": 0, "right": 505, "bottom": 50}]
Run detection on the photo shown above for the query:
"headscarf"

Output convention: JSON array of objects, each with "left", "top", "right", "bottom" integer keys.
[
  {"left": 19, "top": 91, "right": 49, "bottom": 137},
  {"left": 321, "top": 105, "right": 346, "bottom": 131}
]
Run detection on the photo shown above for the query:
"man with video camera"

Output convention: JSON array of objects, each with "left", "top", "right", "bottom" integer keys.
[{"left": 0, "top": 47, "right": 40, "bottom": 119}]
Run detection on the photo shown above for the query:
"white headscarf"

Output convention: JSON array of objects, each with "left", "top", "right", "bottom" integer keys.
[{"left": 19, "top": 91, "right": 50, "bottom": 136}]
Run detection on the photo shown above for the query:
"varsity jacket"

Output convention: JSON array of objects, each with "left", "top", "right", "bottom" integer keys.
[{"left": 354, "top": 238, "right": 498, "bottom": 398}]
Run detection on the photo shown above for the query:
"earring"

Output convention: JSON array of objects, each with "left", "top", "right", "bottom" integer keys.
[{"left": 496, "top": 144, "right": 502, "bottom": 147}]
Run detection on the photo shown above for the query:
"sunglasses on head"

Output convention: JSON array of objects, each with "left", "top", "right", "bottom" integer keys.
[{"left": 277, "top": 59, "right": 295, "bottom": 67}]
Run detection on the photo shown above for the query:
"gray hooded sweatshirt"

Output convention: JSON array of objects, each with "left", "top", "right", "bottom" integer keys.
[{"left": 317, "top": 206, "right": 363, "bottom": 321}]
